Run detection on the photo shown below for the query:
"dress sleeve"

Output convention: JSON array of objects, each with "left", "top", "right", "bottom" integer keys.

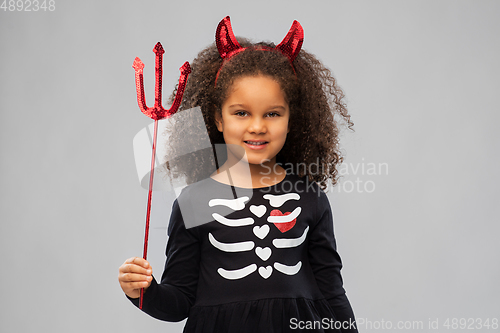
[
  {"left": 127, "top": 199, "right": 200, "bottom": 322},
  {"left": 308, "top": 190, "right": 358, "bottom": 333}
]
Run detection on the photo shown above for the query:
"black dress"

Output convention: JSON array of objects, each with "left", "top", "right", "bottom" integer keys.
[{"left": 128, "top": 173, "right": 358, "bottom": 332}]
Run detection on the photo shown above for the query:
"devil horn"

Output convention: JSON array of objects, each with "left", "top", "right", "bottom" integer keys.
[
  {"left": 276, "top": 20, "right": 304, "bottom": 62},
  {"left": 216, "top": 16, "right": 243, "bottom": 59}
]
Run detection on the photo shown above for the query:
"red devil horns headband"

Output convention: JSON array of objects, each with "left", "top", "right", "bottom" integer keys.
[{"left": 215, "top": 16, "right": 304, "bottom": 84}]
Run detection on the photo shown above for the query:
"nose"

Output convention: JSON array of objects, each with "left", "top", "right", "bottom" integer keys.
[{"left": 248, "top": 117, "right": 267, "bottom": 134}]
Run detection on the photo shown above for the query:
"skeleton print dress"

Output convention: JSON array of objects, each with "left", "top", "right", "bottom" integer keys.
[{"left": 128, "top": 173, "right": 358, "bottom": 333}]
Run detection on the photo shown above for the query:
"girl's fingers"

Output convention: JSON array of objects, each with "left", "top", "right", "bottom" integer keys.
[
  {"left": 125, "top": 257, "right": 150, "bottom": 269},
  {"left": 120, "top": 263, "right": 152, "bottom": 276},
  {"left": 125, "top": 280, "right": 152, "bottom": 290},
  {"left": 124, "top": 257, "right": 151, "bottom": 268},
  {"left": 119, "top": 273, "right": 153, "bottom": 295},
  {"left": 120, "top": 272, "right": 153, "bottom": 283},
  {"left": 120, "top": 257, "right": 152, "bottom": 276},
  {"left": 118, "top": 257, "right": 153, "bottom": 296}
]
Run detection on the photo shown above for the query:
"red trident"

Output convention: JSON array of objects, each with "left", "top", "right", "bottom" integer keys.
[{"left": 132, "top": 42, "right": 191, "bottom": 309}]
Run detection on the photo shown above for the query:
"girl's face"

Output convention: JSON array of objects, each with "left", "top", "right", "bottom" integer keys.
[{"left": 215, "top": 75, "right": 290, "bottom": 167}]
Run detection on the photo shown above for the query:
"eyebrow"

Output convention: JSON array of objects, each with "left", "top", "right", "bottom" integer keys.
[{"left": 227, "top": 104, "right": 287, "bottom": 110}]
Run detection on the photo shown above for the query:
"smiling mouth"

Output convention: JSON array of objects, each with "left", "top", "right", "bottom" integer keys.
[{"left": 244, "top": 141, "right": 268, "bottom": 146}]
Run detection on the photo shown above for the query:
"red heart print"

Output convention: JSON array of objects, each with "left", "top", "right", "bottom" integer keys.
[{"left": 270, "top": 209, "right": 296, "bottom": 233}]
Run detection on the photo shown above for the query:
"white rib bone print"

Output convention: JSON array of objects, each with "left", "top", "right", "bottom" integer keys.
[
  {"left": 209, "top": 197, "right": 249, "bottom": 210},
  {"left": 263, "top": 193, "right": 300, "bottom": 207},
  {"left": 208, "top": 193, "right": 307, "bottom": 280}
]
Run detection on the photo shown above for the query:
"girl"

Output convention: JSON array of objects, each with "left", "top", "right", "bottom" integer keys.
[{"left": 119, "top": 16, "right": 358, "bottom": 333}]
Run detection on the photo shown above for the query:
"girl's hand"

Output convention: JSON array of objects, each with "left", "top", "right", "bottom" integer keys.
[{"left": 118, "top": 257, "right": 153, "bottom": 299}]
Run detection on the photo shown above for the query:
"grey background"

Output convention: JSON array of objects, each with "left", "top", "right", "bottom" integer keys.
[{"left": 1, "top": 0, "right": 499, "bottom": 332}]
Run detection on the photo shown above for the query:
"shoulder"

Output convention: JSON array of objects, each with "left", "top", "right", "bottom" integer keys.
[
  {"left": 284, "top": 173, "right": 332, "bottom": 224},
  {"left": 174, "top": 176, "right": 249, "bottom": 229},
  {"left": 269, "top": 172, "right": 329, "bottom": 213},
  {"left": 175, "top": 177, "right": 222, "bottom": 212},
  {"left": 167, "top": 178, "right": 216, "bottom": 235},
  {"left": 276, "top": 173, "right": 324, "bottom": 199},
  {"left": 176, "top": 177, "right": 215, "bottom": 201}
]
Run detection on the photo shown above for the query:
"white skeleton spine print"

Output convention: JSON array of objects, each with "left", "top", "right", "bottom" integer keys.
[{"left": 208, "top": 193, "right": 306, "bottom": 280}]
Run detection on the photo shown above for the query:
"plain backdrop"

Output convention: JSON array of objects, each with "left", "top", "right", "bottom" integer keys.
[{"left": 1, "top": 1, "right": 499, "bottom": 332}]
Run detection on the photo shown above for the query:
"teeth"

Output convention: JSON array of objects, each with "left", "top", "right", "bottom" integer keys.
[{"left": 246, "top": 141, "right": 266, "bottom": 145}]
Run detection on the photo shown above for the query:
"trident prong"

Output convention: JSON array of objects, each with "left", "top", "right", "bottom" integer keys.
[{"left": 133, "top": 42, "right": 191, "bottom": 120}]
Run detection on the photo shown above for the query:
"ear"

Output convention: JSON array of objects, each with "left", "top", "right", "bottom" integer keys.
[{"left": 215, "top": 111, "right": 224, "bottom": 132}]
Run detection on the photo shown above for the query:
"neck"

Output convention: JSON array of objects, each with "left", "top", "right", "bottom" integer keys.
[{"left": 211, "top": 156, "right": 286, "bottom": 189}]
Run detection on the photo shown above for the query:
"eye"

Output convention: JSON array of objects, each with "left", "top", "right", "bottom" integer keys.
[
  {"left": 267, "top": 112, "right": 280, "bottom": 117},
  {"left": 235, "top": 111, "right": 248, "bottom": 117}
]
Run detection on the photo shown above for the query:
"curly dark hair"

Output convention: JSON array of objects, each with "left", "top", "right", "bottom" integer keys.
[{"left": 164, "top": 37, "right": 353, "bottom": 191}]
